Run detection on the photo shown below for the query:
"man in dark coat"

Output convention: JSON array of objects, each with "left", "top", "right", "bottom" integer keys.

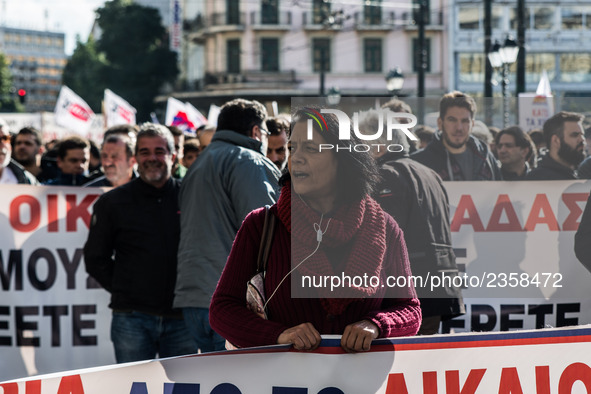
[
  {"left": 361, "top": 109, "right": 465, "bottom": 334},
  {"left": 411, "top": 91, "right": 501, "bottom": 181},
  {"left": 526, "top": 111, "right": 585, "bottom": 180}
]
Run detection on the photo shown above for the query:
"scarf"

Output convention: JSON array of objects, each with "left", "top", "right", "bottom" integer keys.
[{"left": 276, "top": 183, "right": 387, "bottom": 315}]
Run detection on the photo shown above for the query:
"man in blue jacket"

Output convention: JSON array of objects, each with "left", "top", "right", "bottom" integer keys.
[
  {"left": 175, "top": 98, "right": 281, "bottom": 352},
  {"left": 412, "top": 91, "right": 501, "bottom": 181}
]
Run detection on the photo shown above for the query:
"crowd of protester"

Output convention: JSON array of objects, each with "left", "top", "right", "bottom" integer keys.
[
  {"left": 2, "top": 92, "right": 590, "bottom": 187},
  {"left": 1, "top": 90, "right": 590, "bottom": 362}
]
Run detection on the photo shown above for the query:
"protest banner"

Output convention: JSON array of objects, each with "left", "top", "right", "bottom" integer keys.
[
  {"left": 1, "top": 327, "right": 591, "bottom": 393},
  {"left": 0, "top": 185, "right": 113, "bottom": 381},
  {"left": 444, "top": 180, "right": 591, "bottom": 333},
  {"left": 2, "top": 181, "right": 591, "bottom": 382}
]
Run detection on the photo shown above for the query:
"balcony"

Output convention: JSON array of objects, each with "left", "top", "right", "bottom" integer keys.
[
  {"left": 203, "top": 70, "right": 299, "bottom": 91},
  {"left": 302, "top": 12, "right": 344, "bottom": 31},
  {"left": 353, "top": 11, "right": 397, "bottom": 31},
  {"left": 185, "top": 12, "right": 246, "bottom": 42},
  {"left": 250, "top": 11, "right": 292, "bottom": 30},
  {"left": 404, "top": 11, "right": 445, "bottom": 31}
]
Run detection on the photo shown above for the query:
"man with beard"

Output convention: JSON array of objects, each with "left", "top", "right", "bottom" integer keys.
[
  {"left": 0, "top": 119, "right": 37, "bottom": 184},
  {"left": 84, "top": 123, "right": 196, "bottom": 362},
  {"left": 411, "top": 91, "right": 501, "bottom": 180},
  {"left": 526, "top": 111, "right": 585, "bottom": 180},
  {"left": 265, "top": 115, "right": 289, "bottom": 171}
]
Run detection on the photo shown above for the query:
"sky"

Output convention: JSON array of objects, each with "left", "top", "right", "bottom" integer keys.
[{"left": 1, "top": 0, "right": 106, "bottom": 55}]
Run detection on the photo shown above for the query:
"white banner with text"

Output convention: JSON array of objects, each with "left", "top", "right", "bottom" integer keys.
[
  {"left": 2, "top": 327, "right": 591, "bottom": 393},
  {"left": 1, "top": 181, "right": 591, "bottom": 381}
]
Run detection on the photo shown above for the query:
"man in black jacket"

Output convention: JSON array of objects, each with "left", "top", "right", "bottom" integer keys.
[
  {"left": 361, "top": 109, "right": 465, "bottom": 334},
  {"left": 526, "top": 111, "right": 585, "bottom": 180},
  {"left": 84, "top": 123, "right": 195, "bottom": 362},
  {"left": 411, "top": 91, "right": 501, "bottom": 181},
  {"left": 44, "top": 136, "right": 92, "bottom": 186},
  {"left": 495, "top": 126, "right": 536, "bottom": 180}
]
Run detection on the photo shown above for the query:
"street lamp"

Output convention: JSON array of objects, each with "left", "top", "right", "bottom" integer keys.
[
  {"left": 488, "top": 36, "right": 519, "bottom": 127},
  {"left": 385, "top": 67, "right": 405, "bottom": 97},
  {"left": 326, "top": 87, "right": 341, "bottom": 105}
]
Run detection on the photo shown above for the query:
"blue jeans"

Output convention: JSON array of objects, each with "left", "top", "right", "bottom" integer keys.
[
  {"left": 182, "top": 307, "right": 226, "bottom": 353},
  {"left": 111, "top": 311, "right": 198, "bottom": 363}
]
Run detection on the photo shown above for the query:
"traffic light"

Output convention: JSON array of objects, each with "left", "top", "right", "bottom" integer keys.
[{"left": 17, "top": 89, "right": 26, "bottom": 104}]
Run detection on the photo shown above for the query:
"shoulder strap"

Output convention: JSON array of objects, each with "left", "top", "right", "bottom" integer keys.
[{"left": 256, "top": 205, "right": 276, "bottom": 273}]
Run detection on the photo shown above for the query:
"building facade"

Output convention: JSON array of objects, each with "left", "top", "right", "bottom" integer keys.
[
  {"left": 452, "top": 0, "right": 591, "bottom": 99},
  {"left": 0, "top": 27, "right": 66, "bottom": 112},
  {"left": 173, "top": 0, "right": 449, "bottom": 111}
]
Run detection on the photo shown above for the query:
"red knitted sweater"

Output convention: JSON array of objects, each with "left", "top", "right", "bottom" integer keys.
[{"left": 209, "top": 188, "right": 421, "bottom": 348}]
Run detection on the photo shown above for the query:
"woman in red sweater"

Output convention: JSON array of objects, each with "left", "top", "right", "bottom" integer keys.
[{"left": 210, "top": 107, "right": 421, "bottom": 352}]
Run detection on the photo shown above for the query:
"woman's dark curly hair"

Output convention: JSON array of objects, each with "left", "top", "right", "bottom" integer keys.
[{"left": 286, "top": 106, "right": 379, "bottom": 204}]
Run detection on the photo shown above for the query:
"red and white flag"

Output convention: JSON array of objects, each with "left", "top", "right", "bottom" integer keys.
[
  {"left": 165, "top": 97, "right": 207, "bottom": 134},
  {"left": 104, "top": 89, "right": 136, "bottom": 128},
  {"left": 185, "top": 102, "right": 208, "bottom": 129},
  {"left": 54, "top": 86, "right": 95, "bottom": 135}
]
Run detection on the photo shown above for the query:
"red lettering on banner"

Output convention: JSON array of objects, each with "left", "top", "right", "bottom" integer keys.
[
  {"left": 66, "top": 195, "right": 99, "bottom": 232},
  {"left": 57, "top": 375, "right": 84, "bottom": 394},
  {"left": 558, "top": 362, "right": 591, "bottom": 392},
  {"left": 562, "top": 193, "right": 589, "bottom": 231},
  {"left": 524, "top": 194, "right": 559, "bottom": 231},
  {"left": 445, "top": 369, "right": 486, "bottom": 394},
  {"left": 378, "top": 363, "right": 590, "bottom": 393},
  {"left": 8, "top": 194, "right": 99, "bottom": 233},
  {"left": 498, "top": 367, "right": 523, "bottom": 394},
  {"left": 486, "top": 194, "right": 523, "bottom": 231},
  {"left": 26, "top": 380, "right": 41, "bottom": 394},
  {"left": 451, "top": 195, "right": 485, "bottom": 232},
  {"left": 536, "top": 366, "right": 551, "bottom": 394},
  {"left": 48, "top": 194, "right": 59, "bottom": 233},
  {"left": 450, "top": 192, "right": 589, "bottom": 233},
  {"left": 423, "top": 371, "right": 438, "bottom": 394},
  {"left": 385, "top": 373, "right": 409, "bottom": 393},
  {"left": 10, "top": 196, "right": 41, "bottom": 232},
  {"left": 0, "top": 383, "right": 18, "bottom": 394}
]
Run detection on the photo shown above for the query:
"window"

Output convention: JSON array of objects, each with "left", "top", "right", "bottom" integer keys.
[
  {"left": 364, "top": 0, "right": 382, "bottom": 25},
  {"left": 510, "top": 7, "right": 530, "bottom": 30},
  {"left": 413, "top": 38, "right": 431, "bottom": 73},
  {"left": 560, "top": 53, "right": 591, "bottom": 82},
  {"left": 364, "top": 38, "right": 382, "bottom": 72},
  {"left": 562, "top": 7, "right": 583, "bottom": 30},
  {"left": 458, "top": 53, "right": 484, "bottom": 83},
  {"left": 227, "top": 39, "right": 240, "bottom": 74},
  {"left": 262, "top": 0, "right": 279, "bottom": 24},
  {"left": 413, "top": 0, "right": 430, "bottom": 25},
  {"left": 261, "top": 38, "right": 279, "bottom": 71},
  {"left": 533, "top": 7, "right": 554, "bottom": 30},
  {"left": 312, "top": 38, "right": 330, "bottom": 72},
  {"left": 492, "top": 6, "right": 503, "bottom": 30},
  {"left": 526, "top": 53, "right": 555, "bottom": 84},
  {"left": 585, "top": 8, "right": 591, "bottom": 29},
  {"left": 459, "top": 5, "right": 479, "bottom": 30},
  {"left": 313, "top": 0, "right": 330, "bottom": 24},
  {"left": 227, "top": 0, "right": 240, "bottom": 25}
]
